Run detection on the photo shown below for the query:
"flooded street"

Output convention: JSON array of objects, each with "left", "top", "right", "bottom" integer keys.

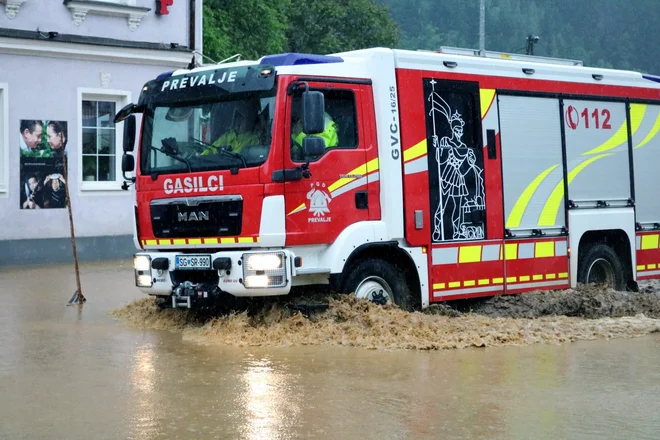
[{"left": 1, "top": 260, "right": 659, "bottom": 440}]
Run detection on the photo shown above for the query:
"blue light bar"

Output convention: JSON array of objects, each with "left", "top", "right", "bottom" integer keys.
[
  {"left": 643, "top": 74, "right": 660, "bottom": 84},
  {"left": 156, "top": 71, "right": 174, "bottom": 80},
  {"left": 259, "top": 53, "right": 343, "bottom": 67}
]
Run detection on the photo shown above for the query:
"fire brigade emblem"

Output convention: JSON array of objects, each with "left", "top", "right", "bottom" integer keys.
[{"left": 307, "top": 182, "right": 332, "bottom": 218}]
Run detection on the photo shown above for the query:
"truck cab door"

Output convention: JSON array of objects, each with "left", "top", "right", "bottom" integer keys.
[{"left": 280, "top": 80, "right": 373, "bottom": 247}]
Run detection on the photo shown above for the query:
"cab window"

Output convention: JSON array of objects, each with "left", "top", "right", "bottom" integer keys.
[{"left": 290, "top": 88, "right": 358, "bottom": 162}]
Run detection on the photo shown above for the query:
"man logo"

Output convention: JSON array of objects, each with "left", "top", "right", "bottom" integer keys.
[{"left": 178, "top": 211, "right": 210, "bottom": 222}]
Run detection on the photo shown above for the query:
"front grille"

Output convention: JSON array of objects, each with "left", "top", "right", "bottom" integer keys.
[{"left": 150, "top": 195, "right": 243, "bottom": 238}]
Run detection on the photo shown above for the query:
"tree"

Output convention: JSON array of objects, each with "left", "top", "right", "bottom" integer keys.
[
  {"left": 284, "top": 0, "right": 400, "bottom": 54},
  {"left": 202, "top": 0, "right": 400, "bottom": 61},
  {"left": 202, "top": 0, "right": 289, "bottom": 62}
]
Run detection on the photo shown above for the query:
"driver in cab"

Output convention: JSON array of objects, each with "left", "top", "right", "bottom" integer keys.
[
  {"left": 290, "top": 99, "right": 338, "bottom": 161},
  {"left": 201, "top": 100, "right": 269, "bottom": 156}
]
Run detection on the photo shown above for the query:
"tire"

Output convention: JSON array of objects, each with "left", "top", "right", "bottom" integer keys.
[
  {"left": 577, "top": 243, "right": 626, "bottom": 291},
  {"left": 341, "top": 258, "right": 418, "bottom": 312}
]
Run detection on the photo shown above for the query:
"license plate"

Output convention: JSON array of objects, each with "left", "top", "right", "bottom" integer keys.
[{"left": 175, "top": 254, "right": 212, "bottom": 270}]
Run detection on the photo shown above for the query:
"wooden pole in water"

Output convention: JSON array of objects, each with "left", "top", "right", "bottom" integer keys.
[{"left": 63, "top": 152, "right": 85, "bottom": 304}]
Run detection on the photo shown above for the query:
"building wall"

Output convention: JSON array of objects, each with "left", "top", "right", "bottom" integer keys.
[
  {"left": 0, "top": 0, "right": 203, "bottom": 266},
  {"left": 0, "top": 0, "right": 194, "bottom": 48}
]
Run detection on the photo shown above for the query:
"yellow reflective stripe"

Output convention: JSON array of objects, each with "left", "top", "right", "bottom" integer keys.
[
  {"left": 493, "top": 278, "right": 504, "bottom": 284},
  {"left": 459, "top": 245, "right": 482, "bottom": 263},
  {"left": 433, "top": 283, "right": 446, "bottom": 290},
  {"left": 546, "top": 273, "right": 557, "bottom": 280},
  {"left": 478, "top": 279, "right": 490, "bottom": 285},
  {"left": 328, "top": 157, "right": 379, "bottom": 193},
  {"left": 535, "top": 241, "right": 555, "bottom": 258},
  {"left": 637, "top": 265, "right": 646, "bottom": 271},
  {"left": 505, "top": 243, "right": 518, "bottom": 260},
  {"left": 506, "top": 165, "right": 559, "bottom": 228},
  {"left": 519, "top": 275, "right": 531, "bottom": 282},
  {"left": 641, "top": 234, "right": 659, "bottom": 250},
  {"left": 480, "top": 89, "right": 496, "bottom": 118},
  {"left": 448, "top": 281, "right": 461, "bottom": 288},
  {"left": 464, "top": 280, "right": 476, "bottom": 287},
  {"left": 559, "top": 272, "right": 568, "bottom": 279},
  {"left": 172, "top": 239, "right": 186, "bottom": 245},
  {"left": 635, "top": 110, "right": 660, "bottom": 149},
  {"left": 287, "top": 203, "right": 307, "bottom": 216},
  {"left": 507, "top": 277, "right": 517, "bottom": 283},
  {"left": 533, "top": 274, "right": 543, "bottom": 281},
  {"left": 649, "top": 264, "right": 657, "bottom": 270},
  {"left": 188, "top": 239, "right": 202, "bottom": 245},
  {"left": 582, "top": 104, "right": 645, "bottom": 155},
  {"left": 403, "top": 139, "right": 427, "bottom": 162},
  {"left": 145, "top": 240, "right": 157, "bottom": 246},
  {"left": 204, "top": 238, "right": 218, "bottom": 244},
  {"left": 538, "top": 153, "right": 613, "bottom": 227}
]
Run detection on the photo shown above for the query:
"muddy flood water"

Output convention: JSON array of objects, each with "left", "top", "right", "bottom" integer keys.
[{"left": 1, "top": 259, "right": 659, "bottom": 440}]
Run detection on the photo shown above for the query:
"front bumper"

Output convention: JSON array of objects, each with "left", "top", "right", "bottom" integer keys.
[{"left": 132, "top": 249, "right": 294, "bottom": 297}]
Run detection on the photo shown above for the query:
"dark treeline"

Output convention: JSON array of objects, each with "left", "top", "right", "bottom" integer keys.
[
  {"left": 202, "top": 0, "right": 660, "bottom": 74},
  {"left": 376, "top": 0, "right": 660, "bottom": 73}
]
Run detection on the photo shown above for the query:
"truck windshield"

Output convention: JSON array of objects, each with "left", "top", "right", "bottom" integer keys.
[{"left": 139, "top": 89, "right": 276, "bottom": 175}]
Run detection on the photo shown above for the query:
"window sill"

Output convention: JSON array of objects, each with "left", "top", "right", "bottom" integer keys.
[
  {"left": 80, "top": 181, "right": 128, "bottom": 193},
  {"left": 1, "top": 0, "right": 26, "bottom": 19},
  {"left": 64, "top": 0, "right": 151, "bottom": 31}
]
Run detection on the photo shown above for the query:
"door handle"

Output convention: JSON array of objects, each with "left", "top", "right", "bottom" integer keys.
[
  {"left": 487, "top": 129, "right": 497, "bottom": 160},
  {"left": 355, "top": 190, "right": 368, "bottom": 209}
]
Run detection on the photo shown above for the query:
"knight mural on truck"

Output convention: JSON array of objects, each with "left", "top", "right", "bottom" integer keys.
[{"left": 423, "top": 78, "right": 486, "bottom": 243}]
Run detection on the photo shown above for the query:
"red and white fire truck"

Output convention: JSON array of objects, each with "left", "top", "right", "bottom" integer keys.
[{"left": 114, "top": 46, "right": 660, "bottom": 311}]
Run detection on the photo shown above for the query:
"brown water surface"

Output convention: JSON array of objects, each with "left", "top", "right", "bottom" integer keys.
[{"left": 0, "top": 260, "right": 659, "bottom": 440}]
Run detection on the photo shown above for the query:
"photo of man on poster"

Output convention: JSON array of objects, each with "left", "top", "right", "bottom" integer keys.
[{"left": 19, "top": 119, "right": 68, "bottom": 210}]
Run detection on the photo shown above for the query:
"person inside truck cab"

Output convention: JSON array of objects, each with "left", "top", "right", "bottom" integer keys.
[
  {"left": 201, "top": 98, "right": 269, "bottom": 156},
  {"left": 290, "top": 98, "right": 338, "bottom": 161}
]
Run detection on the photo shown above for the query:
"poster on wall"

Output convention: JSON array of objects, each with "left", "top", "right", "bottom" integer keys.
[{"left": 19, "top": 119, "right": 68, "bottom": 210}]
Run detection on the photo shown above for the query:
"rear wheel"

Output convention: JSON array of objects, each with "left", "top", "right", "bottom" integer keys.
[
  {"left": 341, "top": 258, "right": 417, "bottom": 311},
  {"left": 577, "top": 243, "right": 626, "bottom": 291}
]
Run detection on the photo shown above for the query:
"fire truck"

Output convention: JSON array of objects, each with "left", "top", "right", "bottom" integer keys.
[{"left": 114, "top": 46, "right": 660, "bottom": 311}]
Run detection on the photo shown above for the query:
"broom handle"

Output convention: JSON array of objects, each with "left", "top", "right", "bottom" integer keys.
[{"left": 63, "top": 153, "right": 83, "bottom": 300}]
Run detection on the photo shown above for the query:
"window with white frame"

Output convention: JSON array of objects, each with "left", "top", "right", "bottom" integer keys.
[
  {"left": 78, "top": 89, "right": 131, "bottom": 191},
  {"left": 0, "top": 83, "right": 7, "bottom": 195}
]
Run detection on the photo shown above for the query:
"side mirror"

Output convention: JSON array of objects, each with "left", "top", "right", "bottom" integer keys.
[
  {"left": 114, "top": 103, "right": 137, "bottom": 123},
  {"left": 122, "top": 153, "right": 135, "bottom": 173},
  {"left": 302, "top": 91, "right": 325, "bottom": 134},
  {"left": 122, "top": 114, "right": 136, "bottom": 153},
  {"left": 302, "top": 136, "right": 325, "bottom": 158}
]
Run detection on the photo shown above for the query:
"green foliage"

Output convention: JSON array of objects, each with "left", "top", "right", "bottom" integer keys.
[
  {"left": 284, "top": 0, "right": 399, "bottom": 54},
  {"left": 203, "top": 0, "right": 290, "bottom": 62},
  {"left": 202, "top": 0, "right": 659, "bottom": 74},
  {"left": 202, "top": 0, "right": 399, "bottom": 61}
]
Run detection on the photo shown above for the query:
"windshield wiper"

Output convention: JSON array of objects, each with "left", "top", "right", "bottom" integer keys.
[
  {"left": 192, "top": 137, "right": 247, "bottom": 169},
  {"left": 155, "top": 138, "right": 192, "bottom": 172}
]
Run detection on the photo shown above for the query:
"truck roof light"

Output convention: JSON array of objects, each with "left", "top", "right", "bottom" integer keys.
[
  {"left": 259, "top": 53, "right": 343, "bottom": 67},
  {"left": 642, "top": 74, "right": 660, "bottom": 84},
  {"left": 156, "top": 71, "right": 174, "bottom": 80}
]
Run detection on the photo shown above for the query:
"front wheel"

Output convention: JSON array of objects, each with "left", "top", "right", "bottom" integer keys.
[
  {"left": 341, "top": 259, "right": 417, "bottom": 312},
  {"left": 577, "top": 243, "right": 626, "bottom": 291}
]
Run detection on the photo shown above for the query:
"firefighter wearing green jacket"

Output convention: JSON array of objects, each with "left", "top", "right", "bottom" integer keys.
[
  {"left": 291, "top": 110, "right": 339, "bottom": 160},
  {"left": 200, "top": 128, "right": 260, "bottom": 156}
]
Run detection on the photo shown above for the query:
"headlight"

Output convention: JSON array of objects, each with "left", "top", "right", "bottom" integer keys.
[
  {"left": 134, "top": 255, "right": 151, "bottom": 271},
  {"left": 246, "top": 253, "right": 283, "bottom": 271},
  {"left": 242, "top": 252, "right": 287, "bottom": 289},
  {"left": 137, "top": 275, "right": 153, "bottom": 287},
  {"left": 134, "top": 254, "right": 152, "bottom": 288}
]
